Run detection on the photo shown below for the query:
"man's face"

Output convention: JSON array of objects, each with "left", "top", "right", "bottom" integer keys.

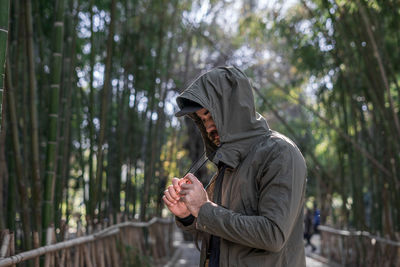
[{"left": 195, "top": 108, "right": 220, "bottom": 146}]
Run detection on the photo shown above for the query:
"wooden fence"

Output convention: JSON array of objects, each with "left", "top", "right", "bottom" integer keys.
[
  {"left": 0, "top": 217, "right": 174, "bottom": 267},
  {"left": 319, "top": 225, "right": 400, "bottom": 267}
]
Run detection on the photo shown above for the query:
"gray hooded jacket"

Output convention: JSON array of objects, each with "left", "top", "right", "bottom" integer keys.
[{"left": 176, "top": 66, "right": 307, "bottom": 267}]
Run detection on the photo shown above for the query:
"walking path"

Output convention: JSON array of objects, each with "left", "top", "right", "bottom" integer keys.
[{"left": 167, "top": 226, "right": 333, "bottom": 267}]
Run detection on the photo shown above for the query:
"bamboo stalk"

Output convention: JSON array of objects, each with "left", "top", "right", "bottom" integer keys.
[
  {"left": 0, "top": 106, "right": 7, "bottom": 231},
  {"left": 55, "top": 0, "right": 78, "bottom": 232},
  {"left": 24, "top": 0, "right": 41, "bottom": 240},
  {"left": 0, "top": 0, "right": 10, "bottom": 133},
  {"left": 5, "top": 59, "right": 31, "bottom": 251},
  {"left": 87, "top": 0, "right": 96, "bottom": 222},
  {"left": 42, "top": 0, "right": 66, "bottom": 239},
  {"left": 93, "top": 0, "right": 117, "bottom": 221}
]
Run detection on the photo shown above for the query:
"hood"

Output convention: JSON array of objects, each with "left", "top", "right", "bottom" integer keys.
[{"left": 176, "top": 66, "right": 270, "bottom": 168}]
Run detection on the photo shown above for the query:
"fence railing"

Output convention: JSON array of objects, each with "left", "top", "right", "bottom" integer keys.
[
  {"left": 0, "top": 217, "right": 174, "bottom": 267},
  {"left": 318, "top": 225, "right": 400, "bottom": 267}
]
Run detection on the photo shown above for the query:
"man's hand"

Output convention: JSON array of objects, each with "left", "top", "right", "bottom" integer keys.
[
  {"left": 180, "top": 173, "right": 211, "bottom": 217},
  {"left": 162, "top": 178, "right": 191, "bottom": 218}
]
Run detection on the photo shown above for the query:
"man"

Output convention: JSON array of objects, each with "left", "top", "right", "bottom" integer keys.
[
  {"left": 163, "top": 66, "right": 307, "bottom": 266},
  {"left": 304, "top": 208, "right": 316, "bottom": 252}
]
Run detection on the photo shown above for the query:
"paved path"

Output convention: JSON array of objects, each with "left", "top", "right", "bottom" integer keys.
[
  {"left": 172, "top": 241, "right": 200, "bottom": 267},
  {"left": 169, "top": 227, "right": 332, "bottom": 267}
]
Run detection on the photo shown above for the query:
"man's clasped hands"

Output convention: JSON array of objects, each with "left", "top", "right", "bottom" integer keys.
[{"left": 162, "top": 173, "right": 213, "bottom": 218}]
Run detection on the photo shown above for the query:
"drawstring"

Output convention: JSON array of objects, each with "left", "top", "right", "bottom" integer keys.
[
  {"left": 213, "top": 164, "right": 227, "bottom": 204},
  {"left": 206, "top": 163, "right": 226, "bottom": 266}
]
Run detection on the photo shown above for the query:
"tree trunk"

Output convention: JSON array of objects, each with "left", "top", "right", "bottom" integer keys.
[
  {"left": 6, "top": 161, "right": 15, "bottom": 232},
  {"left": 6, "top": 59, "right": 32, "bottom": 251},
  {"left": 42, "top": 0, "right": 65, "bottom": 243},
  {"left": 87, "top": 0, "right": 96, "bottom": 223},
  {"left": 32, "top": 0, "right": 50, "bottom": 130},
  {"left": 140, "top": 30, "right": 166, "bottom": 220},
  {"left": 0, "top": 83, "right": 7, "bottom": 230},
  {"left": 93, "top": 0, "right": 116, "bottom": 221},
  {"left": 55, "top": 0, "right": 77, "bottom": 232},
  {"left": 24, "top": 0, "right": 42, "bottom": 235}
]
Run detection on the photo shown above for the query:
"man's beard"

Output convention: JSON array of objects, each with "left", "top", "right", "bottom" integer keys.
[{"left": 208, "top": 130, "right": 220, "bottom": 146}]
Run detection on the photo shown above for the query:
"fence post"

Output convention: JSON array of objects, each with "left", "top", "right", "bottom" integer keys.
[
  {"left": 0, "top": 217, "right": 176, "bottom": 267},
  {"left": 0, "top": 231, "right": 10, "bottom": 258},
  {"left": 73, "top": 226, "right": 81, "bottom": 267},
  {"left": 110, "top": 236, "right": 119, "bottom": 266},
  {"left": 33, "top": 231, "right": 40, "bottom": 267},
  {"left": 44, "top": 227, "right": 54, "bottom": 267},
  {"left": 9, "top": 232, "right": 15, "bottom": 267},
  {"left": 82, "top": 243, "right": 93, "bottom": 267}
]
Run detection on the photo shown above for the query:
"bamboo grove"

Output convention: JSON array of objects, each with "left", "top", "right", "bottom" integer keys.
[
  {"left": 0, "top": 0, "right": 399, "bottom": 255},
  {"left": 0, "top": 0, "right": 207, "bottom": 251}
]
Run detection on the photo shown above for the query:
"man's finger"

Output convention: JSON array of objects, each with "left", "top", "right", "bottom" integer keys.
[
  {"left": 171, "top": 178, "right": 180, "bottom": 191},
  {"left": 184, "top": 173, "right": 200, "bottom": 185},
  {"left": 181, "top": 183, "right": 194, "bottom": 190},
  {"left": 179, "top": 189, "right": 190, "bottom": 196},
  {"left": 164, "top": 190, "right": 177, "bottom": 204},
  {"left": 168, "top": 185, "right": 180, "bottom": 200},
  {"left": 162, "top": 195, "right": 175, "bottom": 207}
]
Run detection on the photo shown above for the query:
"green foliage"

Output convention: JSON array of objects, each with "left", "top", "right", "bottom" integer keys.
[
  {"left": 230, "top": 0, "right": 400, "bottom": 233},
  {"left": 259, "top": 0, "right": 400, "bottom": 232}
]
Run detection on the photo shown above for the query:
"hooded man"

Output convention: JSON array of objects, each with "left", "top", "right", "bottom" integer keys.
[{"left": 163, "top": 66, "right": 307, "bottom": 267}]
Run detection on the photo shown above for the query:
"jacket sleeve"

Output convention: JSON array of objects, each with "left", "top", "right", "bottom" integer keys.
[
  {"left": 195, "top": 142, "right": 306, "bottom": 252},
  {"left": 175, "top": 215, "right": 198, "bottom": 234}
]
